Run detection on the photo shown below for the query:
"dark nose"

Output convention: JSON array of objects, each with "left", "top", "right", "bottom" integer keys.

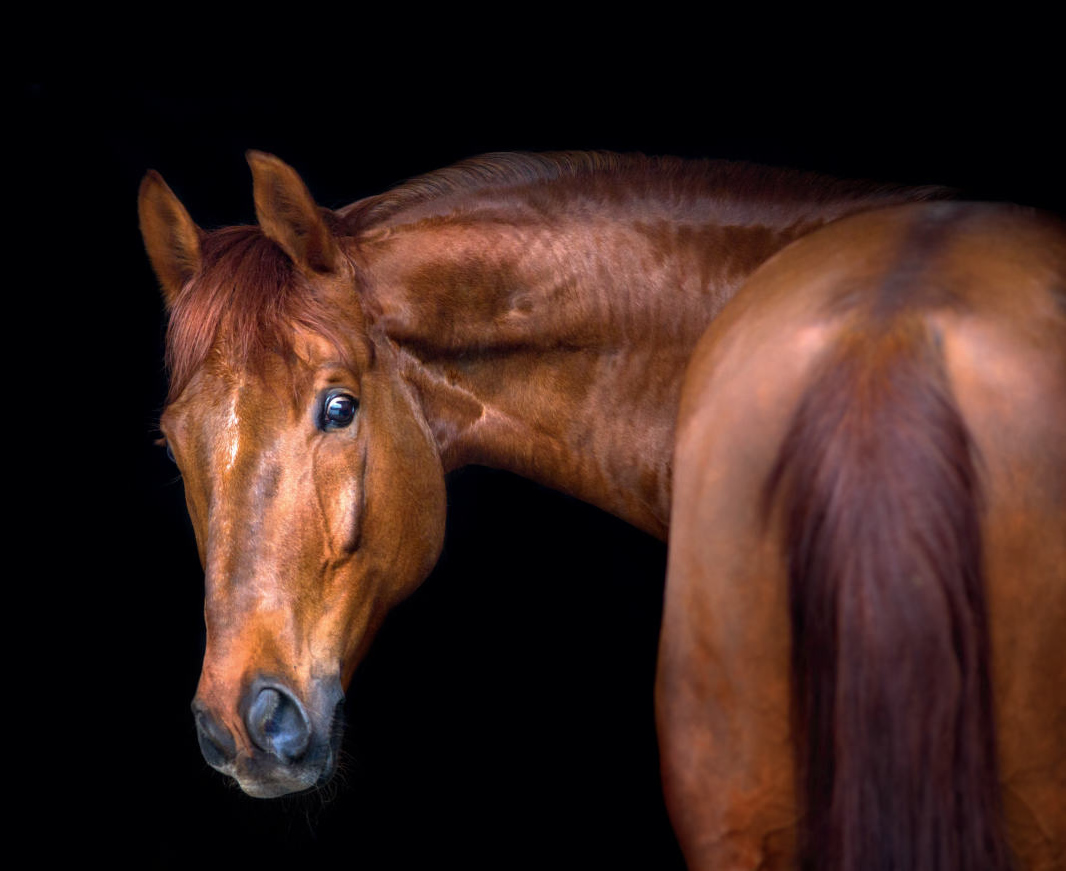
[
  {"left": 244, "top": 683, "right": 312, "bottom": 762},
  {"left": 192, "top": 700, "right": 237, "bottom": 768}
]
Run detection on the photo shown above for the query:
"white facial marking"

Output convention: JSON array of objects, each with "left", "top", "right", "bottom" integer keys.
[{"left": 223, "top": 385, "right": 242, "bottom": 474}]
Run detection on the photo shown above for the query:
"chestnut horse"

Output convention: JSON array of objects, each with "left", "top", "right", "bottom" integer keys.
[{"left": 140, "top": 151, "right": 1065, "bottom": 869}]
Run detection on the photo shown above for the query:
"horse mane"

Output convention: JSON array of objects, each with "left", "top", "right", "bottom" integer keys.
[
  {"left": 339, "top": 151, "right": 631, "bottom": 229},
  {"left": 340, "top": 151, "right": 952, "bottom": 232},
  {"left": 164, "top": 227, "right": 353, "bottom": 404}
]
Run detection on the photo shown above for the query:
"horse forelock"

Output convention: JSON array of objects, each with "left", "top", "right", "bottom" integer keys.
[{"left": 165, "top": 226, "right": 356, "bottom": 404}]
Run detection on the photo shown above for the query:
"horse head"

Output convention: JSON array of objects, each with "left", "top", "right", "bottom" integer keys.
[{"left": 140, "top": 153, "right": 447, "bottom": 797}]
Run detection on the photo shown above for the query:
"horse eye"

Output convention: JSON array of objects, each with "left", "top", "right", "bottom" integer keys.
[
  {"left": 166, "top": 441, "right": 177, "bottom": 463},
  {"left": 322, "top": 391, "right": 358, "bottom": 430}
]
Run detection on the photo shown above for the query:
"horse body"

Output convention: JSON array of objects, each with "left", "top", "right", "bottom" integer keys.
[
  {"left": 141, "top": 152, "right": 1064, "bottom": 867},
  {"left": 661, "top": 202, "right": 1066, "bottom": 869}
]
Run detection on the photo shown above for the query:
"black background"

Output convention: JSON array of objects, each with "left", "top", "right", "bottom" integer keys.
[{"left": 24, "top": 26, "right": 1063, "bottom": 868}]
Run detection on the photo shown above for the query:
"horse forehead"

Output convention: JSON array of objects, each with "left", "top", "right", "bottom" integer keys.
[{"left": 164, "top": 366, "right": 290, "bottom": 455}]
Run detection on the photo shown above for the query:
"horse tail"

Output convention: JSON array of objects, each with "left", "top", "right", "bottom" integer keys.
[{"left": 763, "top": 316, "right": 1011, "bottom": 871}]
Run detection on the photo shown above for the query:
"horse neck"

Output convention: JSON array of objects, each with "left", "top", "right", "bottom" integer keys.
[{"left": 351, "top": 171, "right": 938, "bottom": 539}]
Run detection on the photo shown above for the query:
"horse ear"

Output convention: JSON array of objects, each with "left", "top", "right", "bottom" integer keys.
[
  {"left": 138, "top": 170, "right": 203, "bottom": 308},
  {"left": 247, "top": 151, "right": 340, "bottom": 274}
]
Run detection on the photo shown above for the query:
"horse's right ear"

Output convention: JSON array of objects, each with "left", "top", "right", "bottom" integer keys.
[{"left": 138, "top": 170, "right": 203, "bottom": 308}]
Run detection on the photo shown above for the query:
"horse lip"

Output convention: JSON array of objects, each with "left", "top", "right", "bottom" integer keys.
[
  {"left": 241, "top": 776, "right": 312, "bottom": 799},
  {"left": 230, "top": 748, "right": 336, "bottom": 798}
]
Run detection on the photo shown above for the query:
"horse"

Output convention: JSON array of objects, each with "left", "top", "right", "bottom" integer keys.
[{"left": 139, "top": 150, "right": 1065, "bottom": 869}]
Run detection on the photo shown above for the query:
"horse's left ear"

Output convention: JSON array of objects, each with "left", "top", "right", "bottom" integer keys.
[{"left": 248, "top": 151, "right": 340, "bottom": 274}]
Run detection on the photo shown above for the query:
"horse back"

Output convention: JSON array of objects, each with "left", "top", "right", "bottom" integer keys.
[{"left": 660, "top": 202, "right": 1066, "bottom": 870}]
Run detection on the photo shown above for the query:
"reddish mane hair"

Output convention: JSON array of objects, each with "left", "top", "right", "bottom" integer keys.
[
  {"left": 164, "top": 227, "right": 353, "bottom": 403},
  {"left": 340, "top": 151, "right": 951, "bottom": 233}
]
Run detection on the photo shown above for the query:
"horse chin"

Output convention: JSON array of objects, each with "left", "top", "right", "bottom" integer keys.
[{"left": 225, "top": 743, "right": 339, "bottom": 799}]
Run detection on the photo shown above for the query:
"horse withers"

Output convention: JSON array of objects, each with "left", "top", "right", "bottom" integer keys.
[{"left": 141, "top": 151, "right": 1065, "bottom": 868}]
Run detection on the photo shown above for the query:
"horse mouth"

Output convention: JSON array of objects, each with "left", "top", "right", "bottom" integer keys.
[{"left": 236, "top": 755, "right": 336, "bottom": 798}]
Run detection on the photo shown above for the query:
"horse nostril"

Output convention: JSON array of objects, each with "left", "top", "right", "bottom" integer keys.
[
  {"left": 245, "top": 684, "right": 312, "bottom": 762},
  {"left": 192, "top": 701, "right": 237, "bottom": 768}
]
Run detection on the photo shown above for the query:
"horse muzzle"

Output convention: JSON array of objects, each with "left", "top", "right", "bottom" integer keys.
[{"left": 192, "top": 676, "right": 345, "bottom": 798}]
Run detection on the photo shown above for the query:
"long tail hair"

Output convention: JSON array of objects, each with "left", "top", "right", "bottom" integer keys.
[{"left": 763, "top": 317, "right": 1012, "bottom": 871}]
